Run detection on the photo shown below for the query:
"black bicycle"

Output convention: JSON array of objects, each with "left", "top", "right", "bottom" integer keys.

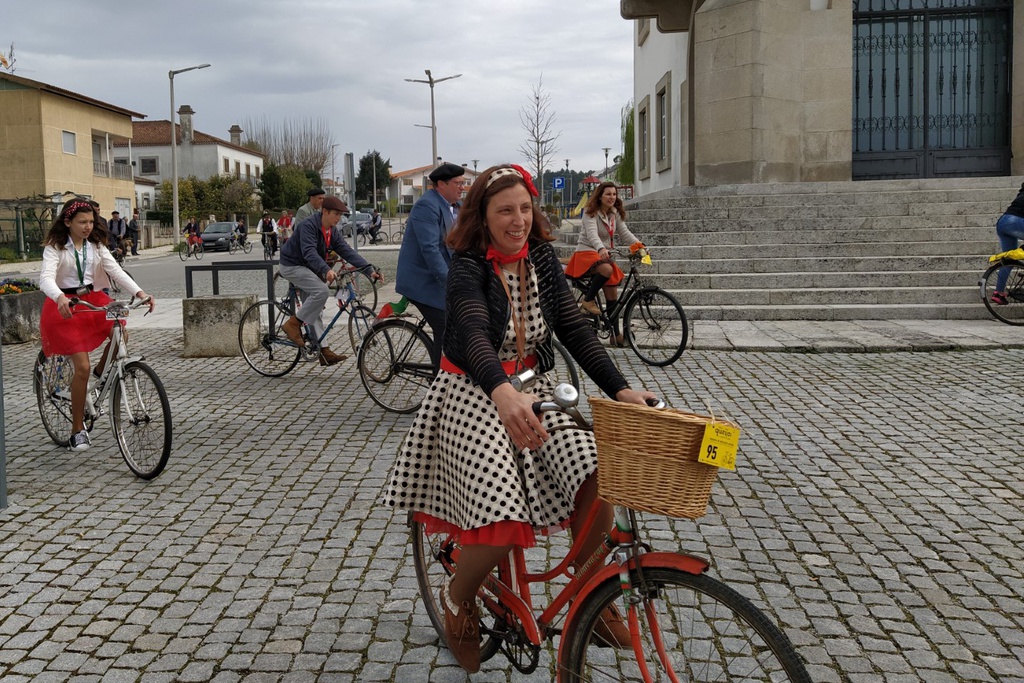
[
  {"left": 980, "top": 250, "right": 1024, "bottom": 325},
  {"left": 568, "top": 248, "right": 688, "bottom": 366}
]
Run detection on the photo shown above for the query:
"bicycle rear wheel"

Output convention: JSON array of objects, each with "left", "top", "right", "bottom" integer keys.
[
  {"left": 34, "top": 351, "right": 74, "bottom": 447},
  {"left": 981, "top": 262, "right": 1024, "bottom": 325},
  {"left": 560, "top": 566, "right": 812, "bottom": 682},
  {"left": 238, "top": 299, "right": 302, "bottom": 377},
  {"left": 358, "top": 318, "right": 435, "bottom": 413},
  {"left": 111, "top": 361, "right": 172, "bottom": 480},
  {"left": 409, "top": 513, "right": 502, "bottom": 664},
  {"left": 347, "top": 303, "right": 376, "bottom": 352},
  {"left": 624, "top": 288, "right": 688, "bottom": 366}
]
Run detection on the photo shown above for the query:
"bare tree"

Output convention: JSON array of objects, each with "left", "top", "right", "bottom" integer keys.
[
  {"left": 517, "top": 76, "right": 560, "bottom": 197},
  {"left": 242, "top": 116, "right": 336, "bottom": 173}
]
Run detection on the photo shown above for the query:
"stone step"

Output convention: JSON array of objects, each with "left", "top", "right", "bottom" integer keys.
[
  {"left": 623, "top": 240, "right": 997, "bottom": 260},
  {"left": 667, "top": 285, "right": 979, "bottom": 307},
  {"left": 628, "top": 202, "right": 1006, "bottom": 223},
  {"left": 640, "top": 226, "right": 994, "bottom": 247},
  {"left": 649, "top": 269, "right": 986, "bottom": 290},
  {"left": 645, "top": 254, "right": 987, "bottom": 274},
  {"left": 632, "top": 187, "right": 1017, "bottom": 210},
  {"left": 680, "top": 303, "right": 992, "bottom": 322},
  {"left": 635, "top": 215, "right": 999, "bottom": 233}
]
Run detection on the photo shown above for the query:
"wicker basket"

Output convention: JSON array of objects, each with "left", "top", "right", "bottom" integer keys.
[{"left": 589, "top": 397, "right": 738, "bottom": 520}]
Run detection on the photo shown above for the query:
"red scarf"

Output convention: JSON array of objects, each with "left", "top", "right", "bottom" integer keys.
[{"left": 486, "top": 243, "right": 529, "bottom": 276}]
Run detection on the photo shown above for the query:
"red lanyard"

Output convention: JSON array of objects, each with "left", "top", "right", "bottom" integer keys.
[{"left": 601, "top": 213, "right": 615, "bottom": 248}]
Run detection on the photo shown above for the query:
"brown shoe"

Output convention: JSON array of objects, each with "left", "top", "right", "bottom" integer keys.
[
  {"left": 318, "top": 347, "right": 348, "bottom": 366},
  {"left": 592, "top": 604, "right": 631, "bottom": 648},
  {"left": 580, "top": 299, "right": 601, "bottom": 316},
  {"left": 282, "top": 316, "right": 305, "bottom": 347},
  {"left": 441, "top": 578, "right": 481, "bottom": 672}
]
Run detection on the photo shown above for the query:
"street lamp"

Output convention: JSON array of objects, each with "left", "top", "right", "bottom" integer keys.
[
  {"left": 405, "top": 69, "right": 462, "bottom": 167},
  {"left": 169, "top": 63, "right": 210, "bottom": 243},
  {"left": 602, "top": 147, "right": 611, "bottom": 176}
]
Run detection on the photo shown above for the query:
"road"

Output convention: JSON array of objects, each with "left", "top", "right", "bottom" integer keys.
[{"left": 2, "top": 330, "right": 1023, "bottom": 681}]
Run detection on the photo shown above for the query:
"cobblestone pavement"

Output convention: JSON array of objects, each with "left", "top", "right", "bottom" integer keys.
[{"left": 2, "top": 332, "right": 1023, "bottom": 682}]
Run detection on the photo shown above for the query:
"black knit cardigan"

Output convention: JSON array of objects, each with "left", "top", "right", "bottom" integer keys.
[{"left": 443, "top": 240, "right": 630, "bottom": 398}]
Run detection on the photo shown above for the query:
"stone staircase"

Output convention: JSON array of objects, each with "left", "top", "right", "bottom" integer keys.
[{"left": 557, "top": 177, "right": 1023, "bottom": 321}]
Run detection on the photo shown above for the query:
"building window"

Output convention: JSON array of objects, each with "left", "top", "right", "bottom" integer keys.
[
  {"left": 62, "top": 131, "right": 77, "bottom": 154},
  {"left": 235, "top": 161, "right": 241, "bottom": 178},
  {"left": 637, "top": 95, "right": 651, "bottom": 181},
  {"left": 140, "top": 157, "right": 159, "bottom": 174},
  {"left": 403, "top": 177, "right": 413, "bottom": 186},
  {"left": 255, "top": 166, "right": 261, "bottom": 180},
  {"left": 223, "top": 158, "right": 230, "bottom": 174},
  {"left": 245, "top": 163, "right": 251, "bottom": 178},
  {"left": 142, "top": 195, "right": 151, "bottom": 209},
  {"left": 638, "top": 18, "right": 650, "bottom": 46},
  {"left": 655, "top": 71, "right": 672, "bottom": 173}
]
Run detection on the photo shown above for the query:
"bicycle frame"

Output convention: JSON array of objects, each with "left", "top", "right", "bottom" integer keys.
[
  {"left": 279, "top": 269, "right": 370, "bottom": 352},
  {"left": 70, "top": 301, "right": 146, "bottom": 425},
  {"left": 574, "top": 254, "right": 645, "bottom": 330}
]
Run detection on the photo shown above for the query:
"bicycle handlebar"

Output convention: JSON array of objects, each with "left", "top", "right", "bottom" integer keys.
[{"left": 69, "top": 294, "right": 153, "bottom": 315}]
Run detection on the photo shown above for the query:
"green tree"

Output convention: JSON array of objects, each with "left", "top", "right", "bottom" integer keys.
[
  {"left": 259, "top": 164, "right": 285, "bottom": 209},
  {"left": 356, "top": 150, "right": 392, "bottom": 207},
  {"left": 615, "top": 101, "right": 635, "bottom": 186}
]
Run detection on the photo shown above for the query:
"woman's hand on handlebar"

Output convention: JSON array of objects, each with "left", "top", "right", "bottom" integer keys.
[
  {"left": 135, "top": 291, "right": 155, "bottom": 313},
  {"left": 615, "top": 388, "right": 659, "bottom": 406},
  {"left": 56, "top": 294, "right": 74, "bottom": 320},
  {"left": 492, "top": 383, "right": 550, "bottom": 451}
]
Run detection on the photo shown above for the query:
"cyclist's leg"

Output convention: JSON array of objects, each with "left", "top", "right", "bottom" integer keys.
[
  {"left": 996, "top": 214, "right": 1024, "bottom": 292},
  {"left": 409, "top": 300, "right": 445, "bottom": 372},
  {"left": 68, "top": 351, "right": 91, "bottom": 433}
]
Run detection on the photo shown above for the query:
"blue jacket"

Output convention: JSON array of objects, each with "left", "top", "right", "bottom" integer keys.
[
  {"left": 395, "top": 188, "right": 455, "bottom": 310},
  {"left": 279, "top": 211, "right": 371, "bottom": 279}
]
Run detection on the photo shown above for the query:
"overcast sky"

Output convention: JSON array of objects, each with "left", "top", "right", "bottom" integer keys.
[{"left": 4, "top": 0, "right": 635, "bottom": 179}]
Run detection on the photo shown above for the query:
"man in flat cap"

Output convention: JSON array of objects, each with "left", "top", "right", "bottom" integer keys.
[
  {"left": 395, "top": 162, "right": 466, "bottom": 371},
  {"left": 294, "top": 187, "right": 326, "bottom": 226},
  {"left": 278, "top": 195, "right": 383, "bottom": 367}
]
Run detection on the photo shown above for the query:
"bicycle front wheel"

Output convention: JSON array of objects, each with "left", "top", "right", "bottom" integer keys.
[
  {"left": 358, "top": 319, "right": 434, "bottom": 413},
  {"left": 179, "top": 244, "right": 189, "bottom": 261},
  {"left": 238, "top": 299, "right": 302, "bottom": 377},
  {"left": 34, "top": 351, "right": 74, "bottom": 447},
  {"left": 228, "top": 239, "right": 238, "bottom": 255},
  {"left": 264, "top": 243, "right": 273, "bottom": 261},
  {"left": 347, "top": 304, "right": 376, "bottom": 352},
  {"left": 981, "top": 262, "right": 1024, "bottom": 325},
  {"left": 560, "top": 567, "right": 812, "bottom": 683},
  {"left": 195, "top": 242, "right": 204, "bottom": 259},
  {"left": 624, "top": 288, "right": 688, "bottom": 366},
  {"left": 111, "top": 361, "right": 172, "bottom": 480},
  {"left": 409, "top": 513, "right": 502, "bottom": 664},
  {"left": 348, "top": 270, "right": 379, "bottom": 313}
]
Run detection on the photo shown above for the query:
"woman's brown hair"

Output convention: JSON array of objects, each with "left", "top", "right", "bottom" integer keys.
[
  {"left": 447, "top": 165, "right": 554, "bottom": 253},
  {"left": 583, "top": 181, "right": 626, "bottom": 220},
  {"left": 43, "top": 198, "right": 109, "bottom": 249}
]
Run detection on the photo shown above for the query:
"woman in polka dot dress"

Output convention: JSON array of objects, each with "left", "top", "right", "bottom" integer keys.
[{"left": 384, "top": 164, "right": 656, "bottom": 672}]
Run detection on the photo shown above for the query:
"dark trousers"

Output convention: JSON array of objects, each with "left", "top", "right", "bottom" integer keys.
[
  {"left": 128, "top": 229, "right": 140, "bottom": 254},
  {"left": 410, "top": 300, "right": 445, "bottom": 373}
]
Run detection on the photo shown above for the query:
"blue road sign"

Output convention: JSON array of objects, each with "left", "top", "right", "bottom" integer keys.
[{"left": 553, "top": 176, "right": 565, "bottom": 190}]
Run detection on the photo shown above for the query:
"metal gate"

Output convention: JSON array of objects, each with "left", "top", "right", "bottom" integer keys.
[{"left": 852, "top": 0, "right": 1012, "bottom": 180}]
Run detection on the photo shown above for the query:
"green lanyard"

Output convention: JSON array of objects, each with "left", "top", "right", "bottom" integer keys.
[{"left": 73, "top": 241, "right": 87, "bottom": 286}]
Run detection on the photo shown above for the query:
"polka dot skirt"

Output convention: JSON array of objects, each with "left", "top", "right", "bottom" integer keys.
[{"left": 384, "top": 267, "right": 598, "bottom": 536}]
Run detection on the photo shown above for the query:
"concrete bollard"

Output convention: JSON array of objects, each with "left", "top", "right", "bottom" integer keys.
[{"left": 182, "top": 294, "right": 257, "bottom": 357}]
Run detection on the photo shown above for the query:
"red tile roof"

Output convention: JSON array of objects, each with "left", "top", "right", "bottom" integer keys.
[{"left": 114, "top": 120, "right": 264, "bottom": 159}]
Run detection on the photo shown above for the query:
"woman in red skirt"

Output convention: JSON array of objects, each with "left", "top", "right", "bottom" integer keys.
[{"left": 39, "top": 199, "right": 154, "bottom": 452}]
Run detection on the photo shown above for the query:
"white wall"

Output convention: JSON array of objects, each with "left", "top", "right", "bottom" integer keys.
[{"left": 633, "top": 23, "right": 687, "bottom": 197}]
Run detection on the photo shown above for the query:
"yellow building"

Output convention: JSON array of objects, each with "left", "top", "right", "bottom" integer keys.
[{"left": 0, "top": 72, "right": 145, "bottom": 216}]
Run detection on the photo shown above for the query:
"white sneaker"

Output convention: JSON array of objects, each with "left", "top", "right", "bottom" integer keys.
[{"left": 69, "top": 430, "right": 91, "bottom": 452}]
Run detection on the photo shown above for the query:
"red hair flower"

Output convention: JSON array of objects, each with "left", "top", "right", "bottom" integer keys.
[{"left": 509, "top": 164, "right": 539, "bottom": 197}]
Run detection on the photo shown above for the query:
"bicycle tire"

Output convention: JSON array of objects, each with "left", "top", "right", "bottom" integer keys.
[
  {"left": 34, "top": 351, "right": 74, "bottom": 447},
  {"left": 111, "top": 361, "right": 172, "bottom": 480},
  {"left": 560, "top": 566, "right": 812, "bottom": 683},
  {"left": 264, "top": 243, "right": 273, "bottom": 261},
  {"left": 228, "top": 239, "right": 238, "bottom": 255},
  {"left": 624, "top": 288, "right": 688, "bottom": 366},
  {"left": 356, "top": 231, "right": 367, "bottom": 247},
  {"left": 238, "top": 299, "right": 302, "bottom": 377},
  {"left": 195, "top": 242, "right": 204, "bottom": 260},
  {"left": 243, "top": 239, "right": 253, "bottom": 254},
  {"left": 347, "top": 270, "right": 379, "bottom": 313},
  {"left": 358, "top": 318, "right": 435, "bottom": 413},
  {"left": 408, "top": 513, "right": 502, "bottom": 664},
  {"left": 981, "top": 262, "right": 1024, "bottom": 325},
  {"left": 179, "top": 244, "right": 189, "bottom": 261},
  {"left": 347, "top": 303, "right": 376, "bottom": 352}
]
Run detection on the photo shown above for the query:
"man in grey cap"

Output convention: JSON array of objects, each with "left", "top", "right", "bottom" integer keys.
[
  {"left": 294, "top": 187, "right": 326, "bottom": 225},
  {"left": 395, "top": 162, "right": 466, "bottom": 371}
]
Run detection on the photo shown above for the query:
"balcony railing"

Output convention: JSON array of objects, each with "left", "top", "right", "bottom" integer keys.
[{"left": 93, "top": 161, "right": 134, "bottom": 181}]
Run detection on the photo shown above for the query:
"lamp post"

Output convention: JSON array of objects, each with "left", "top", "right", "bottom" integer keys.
[
  {"left": 602, "top": 147, "right": 611, "bottom": 176},
  {"left": 405, "top": 69, "right": 462, "bottom": 167},
  {"left": 169, "top": 63, "right": 210, "bottom": 243}
]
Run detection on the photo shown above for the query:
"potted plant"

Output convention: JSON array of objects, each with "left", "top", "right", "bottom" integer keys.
[{"left": 0, "top": 277, "right": 44, "bottom": 344}]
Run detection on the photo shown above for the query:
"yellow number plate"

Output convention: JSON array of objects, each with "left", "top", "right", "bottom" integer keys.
[{"left": 697, "top": 422, "right": 740, "bottom": 470}]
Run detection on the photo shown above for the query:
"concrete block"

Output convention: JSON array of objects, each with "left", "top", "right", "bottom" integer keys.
[{"left": 182, "top": 294, "right": 257, "bottom": 358}]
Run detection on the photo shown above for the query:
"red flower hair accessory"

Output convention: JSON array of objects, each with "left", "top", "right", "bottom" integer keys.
[
  {"left": 485, "top": 165, "right": 539, "bottom": 198},
  {"left": 509, "top": 164, "right": 539, "bottom": 197}
]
